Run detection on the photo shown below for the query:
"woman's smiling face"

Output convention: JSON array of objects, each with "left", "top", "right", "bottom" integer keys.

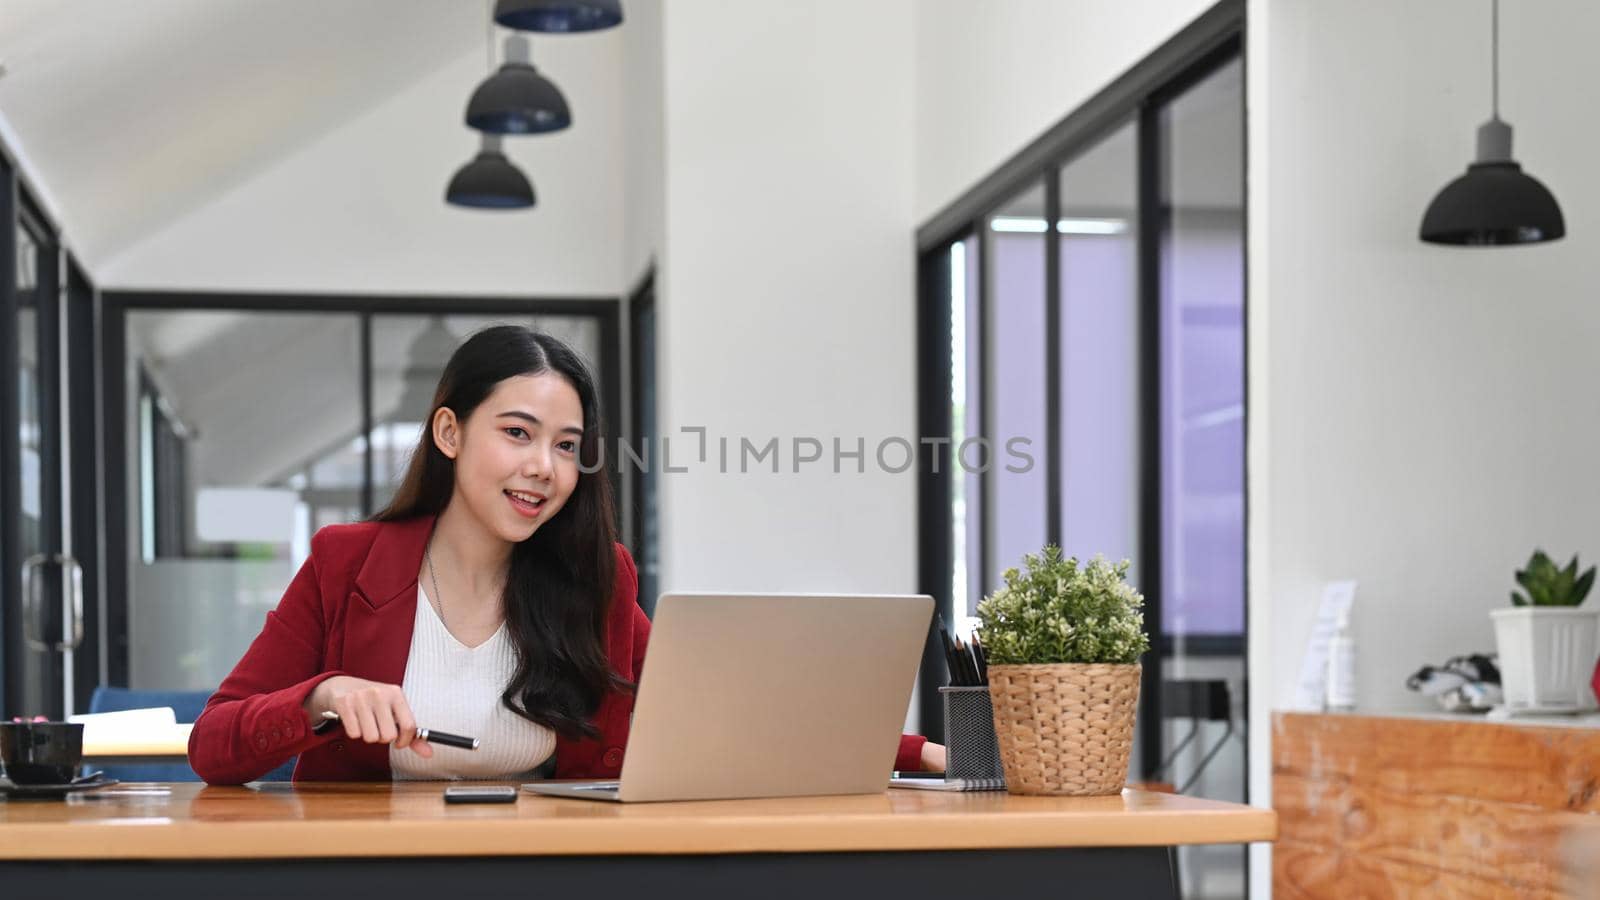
[{"left": 435, "top": 372, "right": 585, "bottom": 543}]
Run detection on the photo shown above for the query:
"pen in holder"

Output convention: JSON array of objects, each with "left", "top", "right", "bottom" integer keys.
[{"left": 939, "top": 685, "right": 1004, "bottom": 783}]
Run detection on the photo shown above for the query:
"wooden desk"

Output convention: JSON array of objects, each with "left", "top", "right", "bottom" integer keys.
[
  {"left": 0, "top": 782, "right": 1275, "bottom": 898},
  {"left": 1570, "top": 821, "right": 1600, "bottom": 900},
  {"left": 1273, "top": 711, "right": 1600, "bottom": 898}
]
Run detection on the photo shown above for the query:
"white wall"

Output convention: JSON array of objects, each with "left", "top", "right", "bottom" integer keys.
[
  {"left": 1244, "top": 2, "right": 1275, "bottom": 896},
  {"left": 621, "top": 0, "right": 665, "bottom": 288},
  {"left": 647, "top": 0, "right": 1231, "bottom": 593},
  {"left": 653, "top": 0, "right": 918, "bottom": 596},
  {"left": 98, "top": 33, "right": 626, "bottom": 296},
  {"left": 1249, "top": 0, "right": 1600, "bottom": 894},
  {"left": 913, "top": 0, "right": 1214, "bottom": 222}
]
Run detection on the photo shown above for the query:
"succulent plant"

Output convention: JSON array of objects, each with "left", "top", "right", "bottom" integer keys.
[
  {"left": 1511, "top": 550, "right": 1596, "bottom": 607},
  {"left": 976, "top": 546, "right": 1150, "bottom": 665}
]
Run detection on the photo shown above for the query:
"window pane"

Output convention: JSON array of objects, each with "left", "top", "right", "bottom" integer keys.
[
  {"left": 949, "top": 235, "right": 981, "bottom": 617},
  {"left": 124, "top": 310, "right": 362, "bottom": 691},
  {"left": 368, "top": 314, "right": 603, "bottom": 514},
  {"left": 16, "top": 224, "right": 39, "bottom": 552},
  {"left": 1059, "top": 121, "right": 1141, "bottom": 574},
  {"left": 984, "top": 183, "right": 1048, "bottom": 595},
  {"left": 15, "top": 219, "right": 49, "bottom": 716},
  {"left": 1160, "top": 58, "right": 1245, "bottom": 641}
]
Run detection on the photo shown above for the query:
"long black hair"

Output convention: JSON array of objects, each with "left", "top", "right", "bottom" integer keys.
[{"left": 372, "top": 325, "right": 627, "bottom": 739}]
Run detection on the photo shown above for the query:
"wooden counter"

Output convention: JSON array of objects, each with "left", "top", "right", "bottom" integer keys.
[
  {"left": 0, "top": 781, "right": 1274, "bottom": 859},
  {"left": 1273, "top": 711, "right": 1600, "bottom": 898},
  {"left": 0, "top": 782, "right": 1275, "bottom": 899}
]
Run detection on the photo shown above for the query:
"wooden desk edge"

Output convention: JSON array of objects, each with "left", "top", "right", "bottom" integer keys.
[{"left": 0, "top": 808, "right": 1278, "bottom": 860}]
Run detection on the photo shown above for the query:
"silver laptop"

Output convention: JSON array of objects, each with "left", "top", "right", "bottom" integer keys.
[{"left": 523, "top": 591, "right": 933, "bottom": 802}]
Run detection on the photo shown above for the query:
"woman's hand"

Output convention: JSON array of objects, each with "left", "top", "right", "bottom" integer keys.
[
  {"left": 304, "top": 676, "right": 433, "bottom": 758},
  {"left": 919, "top": 740, "right": 947, "bottom": 773}
]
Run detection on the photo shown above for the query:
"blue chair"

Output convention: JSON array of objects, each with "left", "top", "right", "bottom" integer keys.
[{"left": 87, "top": 686, "right": 296, "bottom": 783}]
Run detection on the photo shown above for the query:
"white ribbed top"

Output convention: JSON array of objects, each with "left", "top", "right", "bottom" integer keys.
[{"left": 390, "top": 585, "right": 556, "bottom": 781}]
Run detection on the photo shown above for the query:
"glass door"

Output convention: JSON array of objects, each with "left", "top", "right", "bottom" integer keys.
[{"left": 2, "top": 172, "right": 81, "bottom": 720}]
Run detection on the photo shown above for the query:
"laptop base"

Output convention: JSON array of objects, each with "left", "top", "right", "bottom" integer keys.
[{"left": 523, "top": 781, "right": 624, "bottom": 802}]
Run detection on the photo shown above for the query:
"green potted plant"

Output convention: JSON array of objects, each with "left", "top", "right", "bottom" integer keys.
[
  {"left": 976, "top": 546, "right": 1149, "bottom": 796},
  {"left": 1491, "top": 550, "right": 1599, "bottom": 714}
]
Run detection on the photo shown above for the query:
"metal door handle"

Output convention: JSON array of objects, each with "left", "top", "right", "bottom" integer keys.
[
  {"left": 65, "top": 554, "right": 84, "bottom": 650},
  {"left": 21, "top": 552, "right": 83, "bottom": 652}
]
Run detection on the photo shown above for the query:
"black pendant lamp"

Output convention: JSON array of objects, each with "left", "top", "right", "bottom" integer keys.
[
  {"left": 446, "top": 135, "right": 536, "bottom": 209},
  {"left": 494, "top": 0, "right": 622, "bottom": 33},
  {"left": 1420, "top": 0, "right": 1565, "bottom": 245},
  {"left": 465, "top": 34, "right": 571, "bottom": 134}
]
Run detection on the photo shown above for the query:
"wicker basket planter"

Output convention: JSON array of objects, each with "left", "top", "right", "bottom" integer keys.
[{"left": 987, "top": 662, "right": 1141, "bottom": 796}]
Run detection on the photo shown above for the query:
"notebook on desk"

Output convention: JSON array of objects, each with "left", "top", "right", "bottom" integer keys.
[
  {"left": 68, "top": 707, "right": 193, "bottom": 756},
  {"left": 524, "top": 591, "right": 933, "bottom": 803},
  {"left": 887, "top": 772, "right": 1007, "bottom": 792}
]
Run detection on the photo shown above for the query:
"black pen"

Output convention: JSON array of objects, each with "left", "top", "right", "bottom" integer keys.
[
  {"left": 415, "top": 727, "right": 480, "bottom": 751},
  {"left": 313, "top": 710, "right": 481, "bottom": 750},
  {"left": 953, "top": 635, "right": 975, "bottom": 686},
  {"left": 938, "top": 622, "right": 961, "bottom": 685}
]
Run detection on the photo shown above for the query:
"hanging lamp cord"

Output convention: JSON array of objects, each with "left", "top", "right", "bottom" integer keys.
[{"left": 1491, "top": 0, "right": 1499, "bottom": 119}]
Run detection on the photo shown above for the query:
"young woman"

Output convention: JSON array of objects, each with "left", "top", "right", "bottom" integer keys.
[{"left": 189, "top": 325, "right": 945, "bottom": 783}]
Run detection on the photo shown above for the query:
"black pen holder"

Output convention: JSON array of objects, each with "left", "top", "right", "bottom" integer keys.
[{"left": 939, "top": 686, "right": 1004, "bottom": 782}]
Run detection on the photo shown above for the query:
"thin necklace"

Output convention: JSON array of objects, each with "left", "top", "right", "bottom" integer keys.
[
  {"left": 424, "top": 537, "right": 505, "bottom": 638},
  {"left": 424, "top": 538, "right": 448, "bottom": 633}
]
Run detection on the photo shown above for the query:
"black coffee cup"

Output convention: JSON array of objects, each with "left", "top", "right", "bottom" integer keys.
[{"left": 0, "top": 722, "right": 84, "bottom": 785}]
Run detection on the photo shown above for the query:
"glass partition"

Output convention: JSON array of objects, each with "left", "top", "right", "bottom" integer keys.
[
  {"left": 984, "top": 184, "right": 1049, "bottom": 596},
  {"left": 368, "top": 314, "right": 602, "bottom": 513},
  {"left": 124, "top": 310, "right": 362, "bottom": 690},
  {"left": 1058, "top": 120, "right": 1142, "bottom": 576},
  {"left": 116, "top": 306, "right": 614, "bottom": 692}
]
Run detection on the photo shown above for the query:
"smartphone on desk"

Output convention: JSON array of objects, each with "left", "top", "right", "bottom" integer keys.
[{"left": 443, "top": 785, "right": 518, "bottom": 804}]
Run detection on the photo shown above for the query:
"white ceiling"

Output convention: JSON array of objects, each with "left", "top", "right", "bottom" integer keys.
[
  {"left": 2, "top": 0, "right": 632, "bottom": 492},
  {"left": 0, "top": 0, "right": 494, "bottom": 268}
]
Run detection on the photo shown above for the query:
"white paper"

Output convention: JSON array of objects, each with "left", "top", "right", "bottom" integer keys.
[
  {"left": 67, "top": 706, "right": 178, "bottom": 744},
  {"left": 1293, "top": 581, "right": 1357, "bottom": 711},
  {"left": 69, "top": 707, "right": 193, "bottom": 756}
]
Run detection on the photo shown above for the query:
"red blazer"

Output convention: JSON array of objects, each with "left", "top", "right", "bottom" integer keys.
[
  {"left": 189, "top": 514, "right": 927, "bottom": 783},
  {"left": 1592, "top": 657, "right": 1599, "bottom": 709}
]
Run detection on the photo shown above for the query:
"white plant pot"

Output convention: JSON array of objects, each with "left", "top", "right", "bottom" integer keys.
[{"left": 1490, "top": 606, "right": 1600, "bottom": 714}]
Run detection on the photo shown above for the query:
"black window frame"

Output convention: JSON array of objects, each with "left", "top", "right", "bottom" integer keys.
[
  {"left": 627, "top": 270, "right": 658, "bottom": 618},
  {"left": 136, "top": 362, "right": 191, "bottom": 560}
]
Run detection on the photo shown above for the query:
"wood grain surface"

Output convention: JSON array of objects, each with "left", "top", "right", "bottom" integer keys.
[
  {"left": 1273, "top": 712, "right": 1600, "bottom": 898},
  {"left": 0, "top": 781, "right": 1276, "bottom": 860}
]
